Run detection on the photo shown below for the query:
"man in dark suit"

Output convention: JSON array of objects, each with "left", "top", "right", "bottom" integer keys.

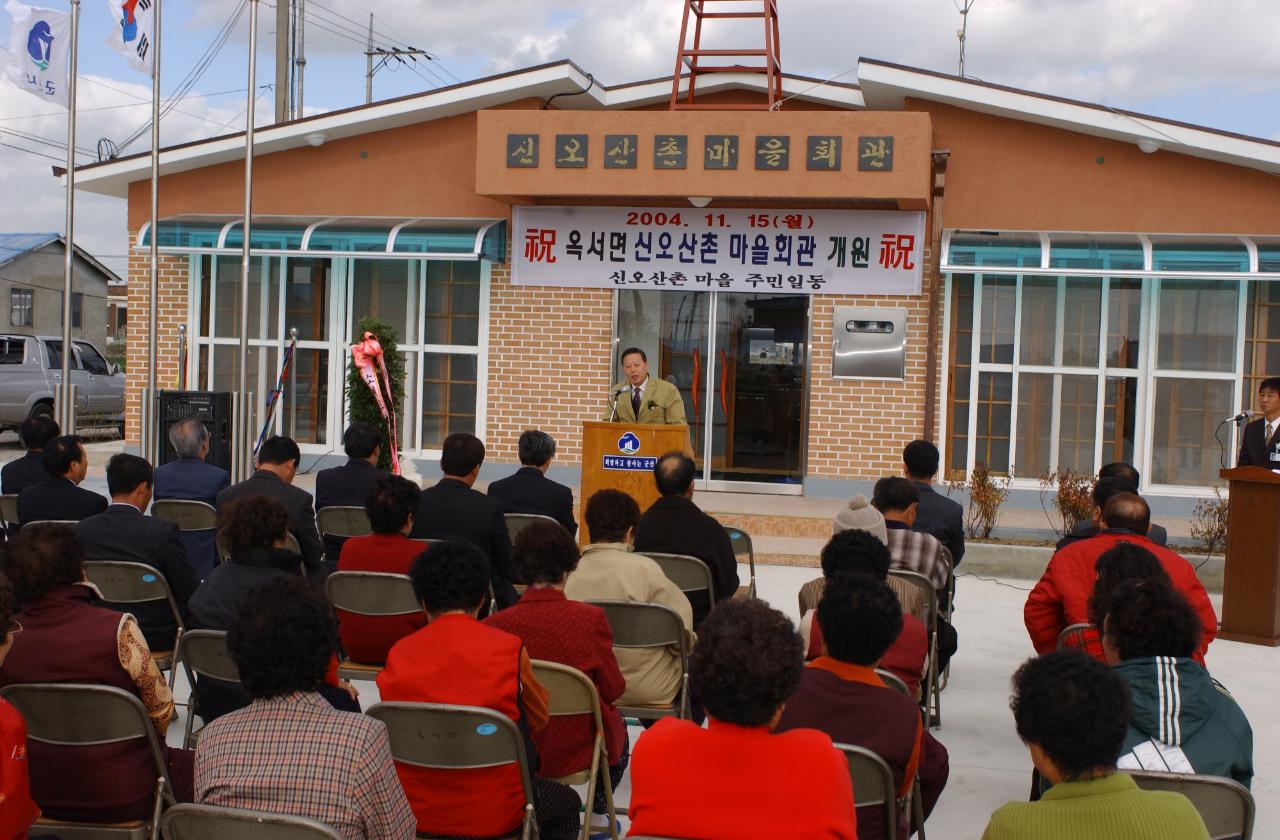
[
  {"left": 1238, "top": 376, "right": 1280, "bottom": 468},
  {"left": 486, "top": 429, "right": 576, "bottom": 537},
  {"left": 75, "top": 453, "right": 198, "bottom": 653},
  {"left": 903, "top": 440, "right": 965, "bottom": 567},
  {"left": 153, "top": 418, "right": 230, "bottom": 578},
  {"left": 217, "top": 436, "right": 324, "bottom": 578},
  {"left": 1, "top": 415, "right": 59, "bottom": 494},
  {"left": 632, "top": 450, "right": 739, "bottom": 626},
  {"left": 410, "top": 432, "right": 518, "bottom": 609},
  {"left": 1058, "top": 464, "right": 1168, "bottom": 550},
  {"left": 16, "top": 435, "right": 107, "bottom": 524},
  {"left": 314, "top": 421, "right": 388, "bottom": 566}
]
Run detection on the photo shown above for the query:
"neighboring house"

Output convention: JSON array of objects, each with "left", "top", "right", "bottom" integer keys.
[
  {"left": 107, "top": 279, "right": 128, "bottom": 345},
  {"left": 0, "top": 234, "right": 118, "bottom": 349}
]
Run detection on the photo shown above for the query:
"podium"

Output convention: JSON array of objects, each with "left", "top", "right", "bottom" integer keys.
[
  {"left": 580, "top": 421, "right": 689, "bottom": 545},
  {"left": 1219, "top": 467, "right": 1280, "bottom": 646}
]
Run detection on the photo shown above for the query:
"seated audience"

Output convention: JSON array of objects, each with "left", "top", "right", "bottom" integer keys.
[
  {"left": 797, "top": 530, "right": 928, "bottom": 697},
  {"left": 314, "top": 422, "right": 388, "bottom": 567},
  {"left": 378, "top": 540, "right": 581, "bottom": 840},
  {"left": 1062, "top": 542, "right": 1172, "bottom": 661},
  {"left": 487, "top": 429, "right": 578, "bottom": 536},
  {"left": 1058, "top": 462, "right": 1168, "bottom": 549},
  {"left": 217, "top": 436, "right": 324, "bottom": 577},
  {"left": 75, "top": 453, "right": 198, "bottom": 653},
  {"left": 16, "top": 435, "right": 107, "bottom": 524},
  {"left": 628, "top": 598, "right": 857, "bottom": 840},
  {"left": 872, "top": 477, "right": 952, "bottom": 593},
  {"left": 153, "top": 417, "right": 230, "bottom": 578},
  {"left": 1104, "top": 581, "right": 1252, "bottom": 787},
  {"left": 903, "top": 440, "right": 965, "bottom": 566},
  {"left": 983, "top": 651, "right": 1209, "bottom": 839},
  {"left": 632, "top": 451, "right": 740, "bottom": 625},
  {"left": 0, "top": 524, "right": 193, "bottom": 820},
  {"left": 0, "top": 572, "right": 39, "bottom": 838},
  {"left": 409, "top": 432, "right": 518, "bottom": 609},
  {"left": 334, "top": 475, "right": 427, "bottom": 665},
  {"left": 196, "top": 577, "right": 415, "bottom": 839},
  {"left": 564, "top": 489, "right": 694, "bottom": 709},
  {"left": 1, "top": 415, "right": 58, "bottom": 494},
  {"left": 1024, "top": 493, "right": 1216, "bottom": 660},
  {"left": 832, "top": 491, "right": 889, "bottom": 540},
  {"left": 807, "top": 501, "right": 922, "bottom": 618},
  {"left": 485, "top": 521, "right": 627, "bottom": 834},
  {"left": 779, "top": 573, "right": 948, "bottom": 839}
]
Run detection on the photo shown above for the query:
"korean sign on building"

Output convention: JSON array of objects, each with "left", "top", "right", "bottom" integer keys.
[{"left": 512, "top": 206, "right": 925, "bottom": 296}]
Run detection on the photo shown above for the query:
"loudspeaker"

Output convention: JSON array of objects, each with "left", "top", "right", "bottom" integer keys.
[{"left": 157, "top": 391, "right": 233, "bottom": 470}]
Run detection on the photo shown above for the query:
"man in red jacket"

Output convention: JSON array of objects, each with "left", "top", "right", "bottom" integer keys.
[{"left": 1024, "top": 493, "right": 1216, "bottom": 662}]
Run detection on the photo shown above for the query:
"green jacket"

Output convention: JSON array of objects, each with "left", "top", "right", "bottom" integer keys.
[
  {"left": 983, "top": 773, "right": 1208, "bottom": 840},
  {"left": 1115, "top": 656, "right": 1253, "bottom": 788},
  {"left": 607, "top": 376, "right": 687, "bottom": 425}
]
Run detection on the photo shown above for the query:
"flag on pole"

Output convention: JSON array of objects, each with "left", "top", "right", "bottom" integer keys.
[
  {"left": 105, "top": 0, "right": 154, "bottom": 75},
  {"left": 3, "top": 0, "right": 71, "bottom": 107}
]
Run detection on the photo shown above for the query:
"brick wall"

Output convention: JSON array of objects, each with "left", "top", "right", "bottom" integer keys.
[{"left": 124, "top": 234, "right": 189, "bottom": 445}]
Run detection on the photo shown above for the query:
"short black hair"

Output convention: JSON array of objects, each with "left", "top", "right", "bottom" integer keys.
[
  {"left": 584, "top": 489, "right": 640, "bottom": 543},
  {"left": 1259, "top": 377, "right": 1280, "bottom": 396},
  {"left": 43, "top": 435, "right": 84, "bottom": 476},
  {"left": 19, "top": 415, "right": 58, "bottom": 451},
  {"left": 0, "top": 571, "right": 14, "bottom": 638},
  {"left": 257, "top": 436, "right": 301, "bottom": 468},
  {"left": 902, "top": 440, "right": 940, "bottom": 479},
  {"left": 513, "top": 521, "right": 579, "bottom": 586},
  {"left": 1091, "top": 476, "right": 1136, "bottom": 509},
  {"left": 872, "top": 476, "right": 919, "bottom": 514},
  {"left": 517, "top": 430, "right": 557, "bottom": 468},
  {"left": 228, "top": 577, "right": 339, "bottom": 699},
  {"left": 106, "top": 453, "right": 152, "bottom": 497},
  {"left": 342, "top": 422, "right": 383, "bottom": 459},
  {"left": 410, "top": 540, "right": 490, "bottom": 615},
  {"left": 3, "top": 523, "right": 84, "bottom": 603},
  {"left": 440, "top": 432, "right": 485, "bottom": 477},
  {"left": 689, "top": 598, "right": 803, "bottom": 727},
  {"left": 620, "top": 347, "right": 647, "bottom": 364},
  {"left": 820, "top": 529, "right": 891, "bottom": 581},
  {"left": 1086, "top": 542, "right": 1171, "bottom": 629},
  {"left": 817, "top": 573, "right": 903, "bottom": 666},
  {"left": 1101, "top": 492, "right": 1150, "bottom": 535},
  {"left": 217, "top": 496, "right": 290, "bottom": 555},
  {"left": 654, "top": 451, "right": 695, "bottom": 497},
  {"left": 1010, "top": 651, "right": 1130, "bottom": 781},
  {"left": 365, "top": 475, "right": 420, "bottom": 534},
  {"left": 1104, "top": 581, "right": 1202, "bottom": 661},
  {"left": 1098, "top": 462, "right": 1140, "bottom": 487}
]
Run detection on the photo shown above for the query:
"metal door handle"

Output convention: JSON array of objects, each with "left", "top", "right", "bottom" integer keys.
[{"left": 691, "top": 349, "right": 701, "bottom": 421}]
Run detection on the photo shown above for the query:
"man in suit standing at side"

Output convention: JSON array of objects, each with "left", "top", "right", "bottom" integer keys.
[
  {"left": 76, "top": 453, "right": 198, "bottom": 653},
  {"left": 487, "top": 429, "right": 577, "bottom": 537},
  {"left": 16, "top": 435, "right": 107, "bottom": 524},
  {"left": 1, "top": 415, "right": 59, "bottom": 494},
  {"left": 411, "top": 432, "right": 518, "bottom": 610},
  {"left": 154, "top": 418, "right": 231, "bottom": 578},
  {"left": 1238, "top": 377, "right": 1280, "bottom": 468},
  {"left": 902, "top": 440, "right": 965, "bottom": 567},
  {"left": 607, "top": 347, "right": 687, "bottom": 425},
  {"left": 314, "top": 421, "right": 388, "bottom": 566}
]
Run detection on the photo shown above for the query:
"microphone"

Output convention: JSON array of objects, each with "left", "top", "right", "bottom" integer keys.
[
  {"left": 608, "top": 385, "right": 628, "bottom": 423},
  {"left": 1224, "top": 411, "right": 1254, "bottom": 424}
]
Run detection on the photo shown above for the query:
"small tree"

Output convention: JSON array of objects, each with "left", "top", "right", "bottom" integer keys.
[
  {"left": 948, "top": 461, "right": 1011, "bottom": 539},
  {"left": 347, "top": 316, "right": 405, "bottom": 472},
  {"left": 1190, "top": 488, "right": 1229, "bottom": 559},
  {"left": 1039, "top": 469, "right": 1094, "bottom": 538}
]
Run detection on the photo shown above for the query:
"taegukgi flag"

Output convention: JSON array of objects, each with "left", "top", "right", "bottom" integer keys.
[
  {"left": 105, "top": 0, "right": 154, "bottom": 75},
  {"left": 4, "top": 0, "right": 72, "bottom": 107}
]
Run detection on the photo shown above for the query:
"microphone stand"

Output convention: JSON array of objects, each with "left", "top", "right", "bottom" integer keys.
[{"left": 608, "top": 386, "right": 626, "bottom": 423}]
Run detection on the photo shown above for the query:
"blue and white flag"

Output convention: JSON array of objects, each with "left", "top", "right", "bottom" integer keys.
[
  {"left": 4, "top": 0, "right": 72, "bottom": 107},
  {"left": 105, "top": 0, "right": 154, "bottom": 76}
]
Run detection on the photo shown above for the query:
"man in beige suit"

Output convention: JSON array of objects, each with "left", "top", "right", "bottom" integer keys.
[{"left": 608, "top": 347, "right": 687, "bottom": 425}]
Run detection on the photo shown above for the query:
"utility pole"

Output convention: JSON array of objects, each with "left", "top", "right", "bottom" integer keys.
[
  {"left": 293, "top": 0, "right": 306, "bottom": 118},
  {"left": 274, "top": 0, "right": 289, "bottom": 121},
  {"left": 366, "top": 43, "right": 436, "bottom": 104},
  {"left": 365, "top": 14, "right": 373, "bottom": 104},
  {"left": 956, "top": 0, "right": 976, "bottom": 77}
]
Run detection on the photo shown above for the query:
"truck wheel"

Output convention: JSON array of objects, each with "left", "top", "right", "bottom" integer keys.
[{"left": 30, "top": 402, "right": 53, "bottom": 421}]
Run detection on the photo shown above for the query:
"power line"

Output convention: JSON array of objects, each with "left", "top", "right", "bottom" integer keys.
[
  {"left": 0, "top": 86, "right": 257, "bottom": 124},
  {"left": 0, "top": 141, "right": 66, "bottom": 163}
]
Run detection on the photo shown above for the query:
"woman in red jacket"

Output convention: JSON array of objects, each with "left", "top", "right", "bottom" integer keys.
[{"left": 0, "top": 571, "right": 38, "bottom": 840}]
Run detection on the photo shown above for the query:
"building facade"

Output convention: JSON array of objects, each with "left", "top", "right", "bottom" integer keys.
[{"left": 0, "top": 233, "right": 117, "bottom": 349}]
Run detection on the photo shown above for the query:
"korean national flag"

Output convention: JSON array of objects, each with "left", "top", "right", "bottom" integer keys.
[
  {"left": 3, "top": 0, "right": 72, "bottom": 107},
  {"left": 105, "top": 0, "right": 155, "bottom": 76}
]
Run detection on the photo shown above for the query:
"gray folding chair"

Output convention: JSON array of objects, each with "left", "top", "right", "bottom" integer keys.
[
  {"left": 83, "top": 559, "right": 184, "bottom": 676},
  {"left": 505, "top": 512, "right": 566, "bottom": 543},
  {"left": 217, "top": 532, "right": 302, "bottom": 567},
  {"left": 0, "top": 493, "right": 19, "bottom": 528},
  {"left": 161, "top": 804, "right": 344, "bottom": 840},
  {"left": 366, "top": 702, "right": 540, "bottom": 840},
  {"left": 587, "top": 599, "right": 691, "bottom": 721},
  {"left": 837, "top": 743, "right": 901, "bottom": 840},
  {"left": 0, "top": 682, "right": 176, "bottom": 840},
  {"left": 531, "top": 660, "right": 618, "bottom": 840},
  {"left": 24, "top": 519, "right": 79, "bottom": 527},
  {"left": 645, "top": 552, "right": 717, "bottom": 607},
  {"left": 889, "top": 570, "right": 940, "bottom": 729},
  {"left": 150, "top": 499, "right": 217, "bottom": 532},
  {"left": 722, "top": 525, "right": 757, "bottom": 598},
  {"left": 1057, "top": 623, "right": 1094, "bottom": 652},
  {"left": 411, "top": 537, "right": 442, "bottom": 547},
  {"left": 1129, "top": 770, "right": 1254, "bottom": 840},
  {"left": 324, "top": 571, "right": 423, "bottom": 680},
  {"left": 173, "top": 629, "right": 240, "bottom": 749},
  {"left": 317, "top": 505, "right": 372, "bottom": 539},
  {"left": 875, "top": 668, "right": 912, "bottom": 698}
]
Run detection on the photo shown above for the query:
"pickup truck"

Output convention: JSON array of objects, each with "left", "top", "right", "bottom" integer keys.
[{"left": 0, "top": 335, "right": 125, "bottom": 432}]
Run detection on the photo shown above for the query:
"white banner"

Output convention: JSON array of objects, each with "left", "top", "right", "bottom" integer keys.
[
  {"left": 512, "top": 205, "right": 925, "bottom": 296},
  {"left": 105, "top": 0, "right": 154, "bottom": 76},
  {"left": 4, "top": 0, "right": 71, "bottom": 108}
]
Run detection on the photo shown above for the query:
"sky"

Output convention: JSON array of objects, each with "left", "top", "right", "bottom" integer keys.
[{"left": 1, "top": 0, "right": 1279, "bottom": 280}]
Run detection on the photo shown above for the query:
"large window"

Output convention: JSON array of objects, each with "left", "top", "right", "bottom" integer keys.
[{"left": 9, "top": 288, "right": 32, "bottom": 327}]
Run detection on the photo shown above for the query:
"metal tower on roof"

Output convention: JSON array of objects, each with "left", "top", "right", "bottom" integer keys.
[{"left": 669, "top": 0, "right": 782, "bottom": 111}]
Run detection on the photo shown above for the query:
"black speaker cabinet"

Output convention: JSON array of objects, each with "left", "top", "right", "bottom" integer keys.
[{"left": 157, "top": 391, "right": 232, "bottom": 470}]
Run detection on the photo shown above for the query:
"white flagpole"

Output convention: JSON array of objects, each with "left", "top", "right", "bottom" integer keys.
[
  {"left": 58, "top": 0, "right": 81, "bottom": 433},
  {"left": 236, "top": 0, "right": 260, "bottom": 481},
  {"left": 144, "top": 0, "right": 162, "bottom": 461}
]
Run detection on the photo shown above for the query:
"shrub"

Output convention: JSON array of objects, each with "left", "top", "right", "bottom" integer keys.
[
  {"left": 1039, "top": 469, "right": 1094, "bottom": 538},
  {"left": 948, "top": 462, "right": 1011, "bottom": 539},
  {"left": 1190, "top": 488, "right": 1229, "bottom": 558}
]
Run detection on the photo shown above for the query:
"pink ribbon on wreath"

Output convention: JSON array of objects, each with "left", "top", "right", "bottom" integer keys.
[{"left": 350, "top": 331, "right": 401, "bottom": 475}]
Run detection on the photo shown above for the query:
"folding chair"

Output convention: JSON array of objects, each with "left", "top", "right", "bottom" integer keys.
[
  {"left": 587, "top": 599, "right": 691, "bottom": 721},
  {"left": 83, "top": 560, "right": 184, "bottom": 678},
  {"left": 317, "top": 505, "right": 372, "bottom": 539},
  {"left": 0, "top": 682, "right": 176, "bottom": 840},
  {"left": 837, "top": 743, "right": 900, "bottom": 840},
  {"left": 889, "top": 570, "right": 940, "bottom": 729},
  {"left": 936, "top": 553, "right": 956, "bottom": 692},
  {"left": 722, "top": 525, "right": 757, "bottom": 598},
  {"left": 1129, "top": 770, "right": 1255, "bottom": 840},
  {"left": 411, "top": 537, "right": 442, "bottom": 547},
  {"left": 366, "top": 702, "right": 540, "bottom": 840},
  {"left": 24, "top": 519, "right": 79, "bottom": 526},
  {"left": 1057, "top": 623, "right": 1094, "bottom": 652},
  {"left": 644, "top": 552, "right": 717, "bottom": 607},
  {"left": 161, "top": 803, "right": 344, "bottom": 840},
  {"left": 324, "top": 571, "right": 423, "bottom": 681},
  {"left": 173, "top": 630, "right": 240, "bottom": 749},
  {"left": 531, "top": 660, "right": 619, "bottom": 840},
  {"left": 875, "top": 668, "right": 912, "bottom": 698},
  {"left": 506, "top": 512, "right": 566, "bottom": 543},
  {"left": 150, "top": 499, "right": 217, "bottom": 532},
  {"left": 217, "top": 533, "right": 302, "bottom": 566},
  {"left": 0, "top": 493, "right": 19, "bottom": 529}
]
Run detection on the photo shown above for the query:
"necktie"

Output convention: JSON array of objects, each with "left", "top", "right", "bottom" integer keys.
[
  {"left": 1268, "top": 421, "right": 1275, "bottom": 444},
  {"left": 632, "top": 387, "right": 642, "bottom": 417}
]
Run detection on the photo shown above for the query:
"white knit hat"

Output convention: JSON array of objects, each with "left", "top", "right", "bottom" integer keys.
[{"left": 833, "top": 493, "right": 888, "bottom": 545}]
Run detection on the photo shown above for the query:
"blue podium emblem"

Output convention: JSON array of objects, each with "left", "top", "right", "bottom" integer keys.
[{"left": 617, "top": 432, "right": 641, "bottom": 454}]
